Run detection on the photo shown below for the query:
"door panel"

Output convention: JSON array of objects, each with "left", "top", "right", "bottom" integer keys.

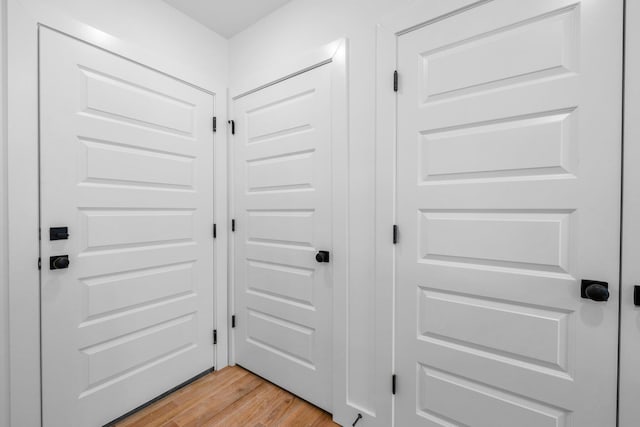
[
  {"left": 233, "top": 65, "right": 333, "bottom": 411},
  {"left": 395, "top": 1, "right": 622, "bottom": 426},
  {"left": 40, "top": 28, "right": 215, "bottom": 427}
]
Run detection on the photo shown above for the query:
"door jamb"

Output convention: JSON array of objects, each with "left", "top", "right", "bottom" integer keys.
[
  {"left": 619, "top": 0, "right": 639, "bottom": 425},
  {"left": 228, "top": 38, "right": 351, "bottom": 426}
]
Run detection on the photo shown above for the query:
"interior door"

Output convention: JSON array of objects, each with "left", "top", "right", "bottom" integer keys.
[
  {"left": 394, "top": 1, "right": 622, "bottom": 426},
  {"left": 233, "top": 65, "right": 333, "bottom": 411},
  {"left": 40, "top": 28, "right": 215, "bottom": 427}
]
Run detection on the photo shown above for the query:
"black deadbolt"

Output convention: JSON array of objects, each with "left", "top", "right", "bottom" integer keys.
[
  {"left": 50, "top": 255, "right": 70, "bottom": 270},
  {"left": 581, "top": 280, "right": 609, "bottom": 302},
  {"left": 634, "top": 286, "right": 640, "bottom": 307},
  {"left": 315, "top": 250, "right": 330, "bottom": 263},
  {"left": 49, "top": 227, "right": 69, "bottom": 241}
]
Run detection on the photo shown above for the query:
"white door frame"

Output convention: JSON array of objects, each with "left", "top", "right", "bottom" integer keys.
[
  {"left": 6, "top": 3, "right": 228, "bottom": 425},
  {"left": 620, "top": 1, "right": 640, "bottom": 425},
  {"left": 228, "top": 38, "right": 352, "bottom": 426}
]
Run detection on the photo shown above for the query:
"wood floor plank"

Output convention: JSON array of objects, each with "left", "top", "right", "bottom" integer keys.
[
  {"left": 204, "top": 384, "right": 269, "bottom": 426},
  {"left": 118, "top": 367, "right": 251, "bottom": 427},
  {"left": 116, "top": 399, "right": 180, "bottom": 427},
  {"left": 174, "top": 374, "right": 265, "bottom": 426},
  {"left": 115, "top": 366, "right": 338, "bottom": 427},
  {"left": 253, "top": 386, "right": 297, "bottom": 425},
  {"left": 275, "top": 399, "right": 331, "bottom": 427}
]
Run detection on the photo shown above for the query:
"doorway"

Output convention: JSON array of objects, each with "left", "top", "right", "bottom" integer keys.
[
  {"left": 232, "top": 64, "right": 335, "bottom": 412},
  {"left": 387, "top": 0, "right": 623, "bottom": 425},
  {"left": 39, "top": 27, "right": 217, "bottom": 426}
]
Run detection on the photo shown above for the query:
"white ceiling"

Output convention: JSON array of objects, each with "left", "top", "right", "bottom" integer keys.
[{"left": 163, "top": 0, "right": 292, "bottom": 38}]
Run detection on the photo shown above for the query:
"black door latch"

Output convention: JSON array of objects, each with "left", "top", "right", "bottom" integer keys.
[
  {"left": 315, "top": 251, "right": 330, "bottom": 263},
  {"left": 50, "top": 227, "right": 69, "bottom": 240}
]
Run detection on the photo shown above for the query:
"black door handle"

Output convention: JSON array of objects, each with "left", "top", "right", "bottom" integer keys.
[
  {"left": 581, "top": 280, "right": 609, "bottom": 302},
  {"left": 50, "top": 255, "right": 70, "bottom": 270},
  {"left": 315, "top": 251, "right": 330, "bottom": 263}
]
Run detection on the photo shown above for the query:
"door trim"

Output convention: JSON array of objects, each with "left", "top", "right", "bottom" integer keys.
[
  {"left": 228, "top": 38, "right": 351, "bottom": 426},
  {"left": 230, "top": 38, "right": 345, "bottom": 101},
  {"left": 6, "top": 4, "right": 228, "bottom": 424},
  {"left": 619, "top": 1, "right": 639, "bottom": 425}
]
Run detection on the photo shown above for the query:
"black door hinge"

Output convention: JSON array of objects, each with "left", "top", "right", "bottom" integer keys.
[
  {"left": 392, "top": 374, "right": 397, "bottom": 395},
  {"left": 228, "top": 120, "right": 235, "bottom": 135},
  {"left": 231, "top": 315, "right": 236, "bottom": 328},
  {"left": 393, "top": 225, "right": 398, "bottom": 244},
  {"left": 213, "top": 329, "right": 217, "bottom": 345},
  {"left": 39, "top": 227, "right": 41, "bottom": 241},
  {"left": 37, "top": 257, "right": 41, "bottom": 270},
  {"left": 213, "top": 224, "right": 217, "bottom": 238},
  {"left": 213, "top": 116, "right": 217, "bottom": 132},
  {"left": 393, "top": 70, "right": 398, "bottom": 92},
  {"left": 231, "top": 219, "right": 236, "bottom": 232}
]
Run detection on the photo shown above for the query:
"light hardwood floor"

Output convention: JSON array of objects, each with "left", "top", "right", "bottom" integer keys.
[{"left": 115, "top": 366, "right": 339, "bottom": 427}]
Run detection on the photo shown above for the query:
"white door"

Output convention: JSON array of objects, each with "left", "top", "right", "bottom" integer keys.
[
  {"left": 394, "top": 1, "right": 622, "bottom": 426},
  {"left": 233, "top": 65, "right": 333, "bottom": 411},
  {"left": 40, "top": 28, "right": 215, "bottom": 427}
]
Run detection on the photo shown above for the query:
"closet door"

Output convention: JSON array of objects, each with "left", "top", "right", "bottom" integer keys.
[
  {"left": 40, "top": 28, "right": 215, "bottom": 427},
  {"left": 394, "top": 1, "right": 623, "bottom": 426},
  {"left": 232, "top": 65, "right": 334, "bottom": 411}
]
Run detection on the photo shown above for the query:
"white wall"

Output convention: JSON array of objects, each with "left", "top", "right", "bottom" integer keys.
[
  {"left": 19, "top": 0, "right": 228, "bottom": 90},
  {"left": 3, "top": 1, "right": 227, "bottom": 426},
  {"left": 230, "top": 0, "right": 411, "bottom": 418}
]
